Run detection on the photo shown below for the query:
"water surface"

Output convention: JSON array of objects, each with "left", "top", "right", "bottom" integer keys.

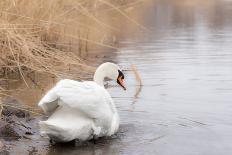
[{"left": 97, "top": 1, "right": 232, "bottom": 154}]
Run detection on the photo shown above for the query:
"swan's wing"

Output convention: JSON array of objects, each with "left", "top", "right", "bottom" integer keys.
[
  {"left": 38, "top": 79, "right": 113, "bottom": 120},
  {"left": 55, "top": 79, "right": 113, "bottom": 119}
]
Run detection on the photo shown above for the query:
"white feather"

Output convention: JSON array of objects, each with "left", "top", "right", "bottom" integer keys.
[{"left": 38, "top": 62, "right": 121, "bottom": 142}]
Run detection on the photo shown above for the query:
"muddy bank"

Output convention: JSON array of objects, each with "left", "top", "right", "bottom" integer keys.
[{"left": 0, "top": 97, "right": 46, "bottom": 154}]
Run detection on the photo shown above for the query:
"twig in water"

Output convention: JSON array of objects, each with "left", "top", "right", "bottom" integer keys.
[
  {"left": 178, "top": 117, "right": 207, "bottom": 126},
  {"left": 131, "top": 64, "right": 142, "bottom": 103},
  {"left": 147, "top": 135, "right": 166, "bottom": 143}
]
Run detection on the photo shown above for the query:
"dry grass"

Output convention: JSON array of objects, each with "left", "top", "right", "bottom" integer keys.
[
  {"left": 0, "top": 0, "right": 147, "bottom": 108},
  {"left": 0, "top": 0, "right": 112, "bottom": 80}
]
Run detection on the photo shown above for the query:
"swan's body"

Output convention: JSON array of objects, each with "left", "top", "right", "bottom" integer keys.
[{"left": 38, "top": 62, "right": 125, "bottom": 142}]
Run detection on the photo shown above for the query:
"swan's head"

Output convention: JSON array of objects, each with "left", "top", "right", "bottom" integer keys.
[{"left": 94, "top": 62, "right": 126, "bottom": 90}]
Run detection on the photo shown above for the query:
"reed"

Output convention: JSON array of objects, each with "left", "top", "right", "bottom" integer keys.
[
  {"left": 0, "top": 0, "right": 146, "bottom": 100},
  {"left": 0, "top": 0, "right": 103, "bottom": 80}
]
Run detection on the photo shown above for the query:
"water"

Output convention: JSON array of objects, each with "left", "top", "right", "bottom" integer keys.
[
  {"left": 97, "top": 1, "right": 232, "bottom": 154},
  {"left": 4, "top": 0, "right": 232, "bottom": 154}
]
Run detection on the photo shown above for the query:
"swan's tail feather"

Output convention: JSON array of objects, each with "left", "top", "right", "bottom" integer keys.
[{"left": 38, "top": 88, "right": 59, "bottom": 115}]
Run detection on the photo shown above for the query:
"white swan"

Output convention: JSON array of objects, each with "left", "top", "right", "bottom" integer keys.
[{"left": 38, "top": 62, "right": 126, "bottom": 142}]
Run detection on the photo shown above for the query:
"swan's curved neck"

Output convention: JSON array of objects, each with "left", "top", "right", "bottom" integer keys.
[
  {"left": 93, "top": 62, "right": 119, "bottom": 87},
  {"left": 93, "top": 67, "right": 105, "bottom": 86}
]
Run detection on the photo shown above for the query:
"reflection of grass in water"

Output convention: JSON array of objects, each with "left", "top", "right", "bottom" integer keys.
[
  {"left": 0, "top": 94, "right": 43, "bottom": 117},
  {"left": 0, "top": 103, "right": 43, "bottom": 116},
  {"left": 0, "top": 0, "right": 147, "bottom": 98}
]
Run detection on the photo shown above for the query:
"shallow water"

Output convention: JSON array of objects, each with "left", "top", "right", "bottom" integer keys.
[
  {"left": 3, "top": 0, "right": 232, "bottom": 154},
  {"left": 91, "top": 1, "right": 232, "bottom": 154}
]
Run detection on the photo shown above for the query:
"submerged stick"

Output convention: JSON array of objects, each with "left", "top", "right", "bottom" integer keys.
[
  {"left": 131, "top": 64, "right": 142, "bottom": 86},
  {"left": 131, "top": 64, "right": 142, "bottom": 103}
]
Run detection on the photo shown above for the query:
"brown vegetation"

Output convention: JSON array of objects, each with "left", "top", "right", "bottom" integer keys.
[{"left": 0, "top": 0, "right": 145, "bottom": 98}]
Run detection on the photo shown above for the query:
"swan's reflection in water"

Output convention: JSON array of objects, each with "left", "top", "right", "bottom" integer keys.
[{"left": 46, "top": 124, "right": 129, "bottom": 155}]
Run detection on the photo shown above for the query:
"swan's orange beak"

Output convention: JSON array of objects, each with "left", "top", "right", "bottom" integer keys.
[{"left": 117, "top": 76, "right": 126, "bottom": 90}]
